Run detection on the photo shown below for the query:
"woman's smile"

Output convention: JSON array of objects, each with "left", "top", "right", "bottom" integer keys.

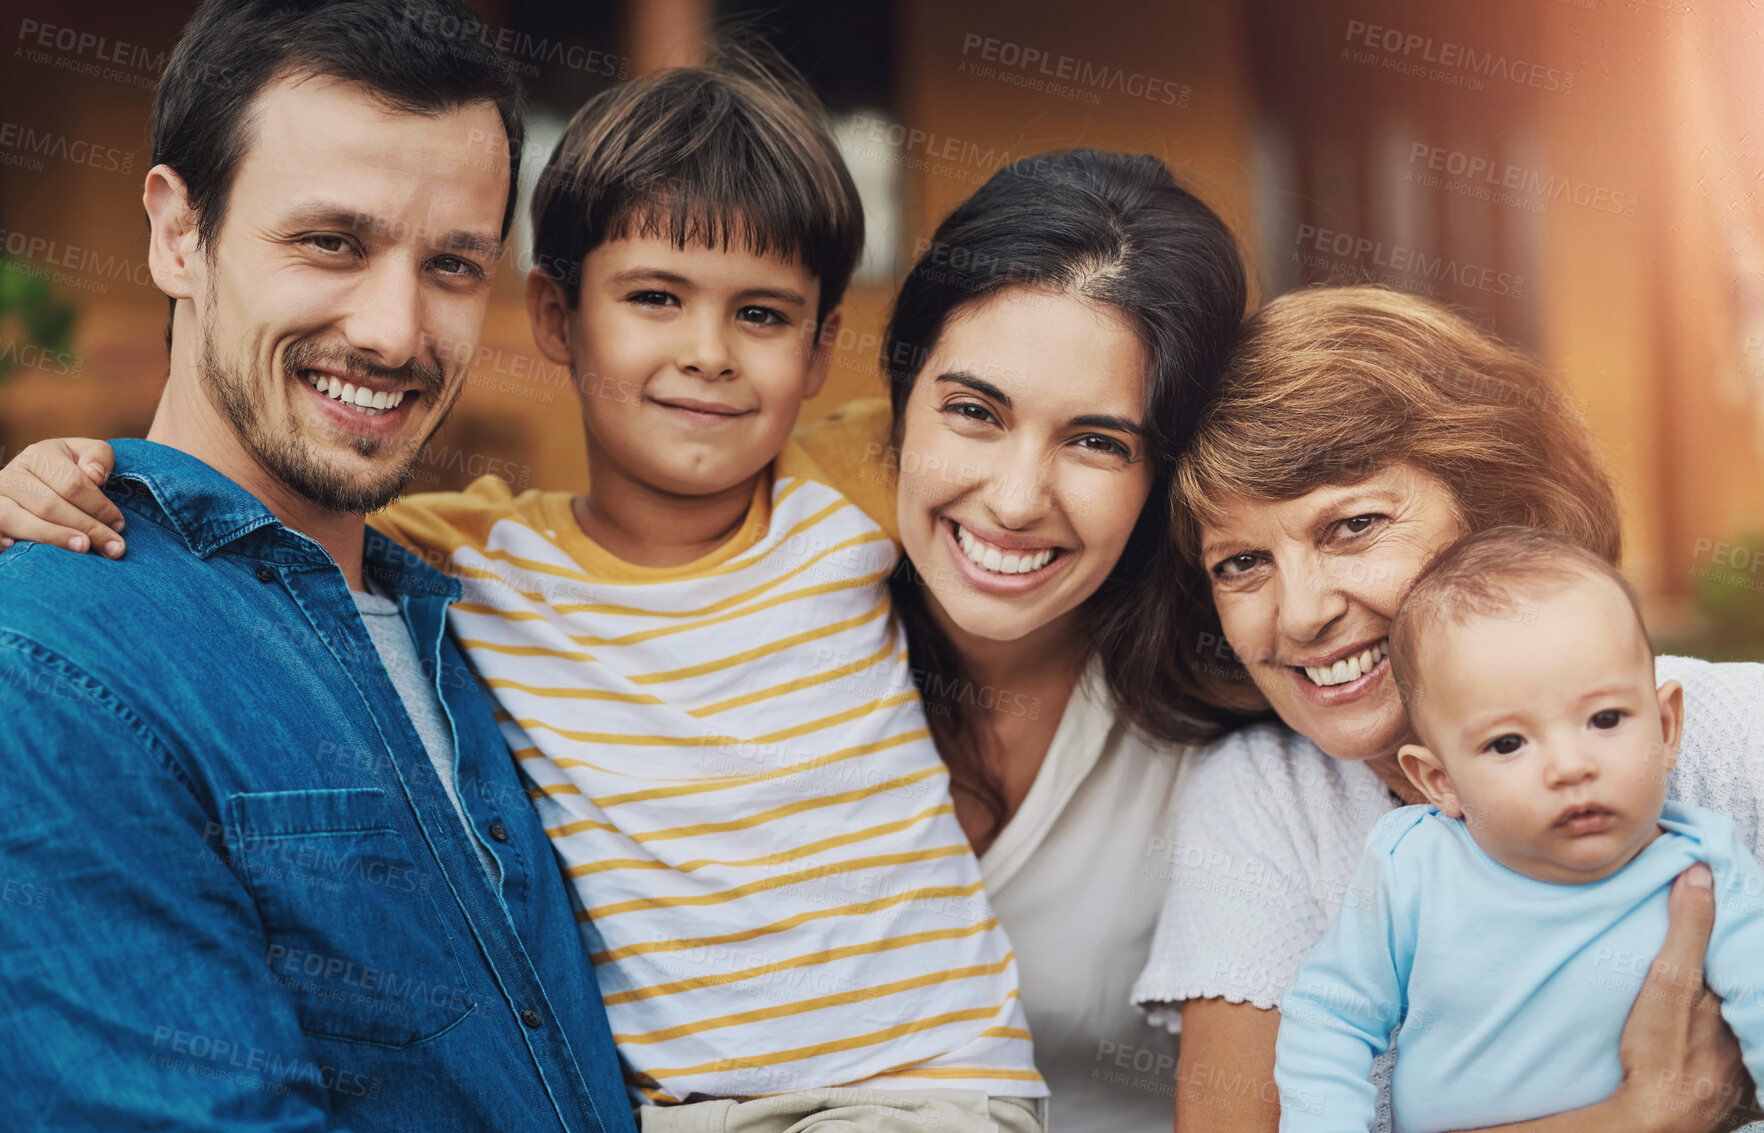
[{"left": 939, "top": 517, "right": 1073, "bottom": 596}]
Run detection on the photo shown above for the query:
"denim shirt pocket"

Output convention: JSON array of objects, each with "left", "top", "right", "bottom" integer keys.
[{"left": 227, "top": 788, "right": 477, "bottom": 1048}]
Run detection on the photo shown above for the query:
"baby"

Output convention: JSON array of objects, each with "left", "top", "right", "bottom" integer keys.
[{"left": 1274, "top": 526, "right": 1764, "bottom": 1133}]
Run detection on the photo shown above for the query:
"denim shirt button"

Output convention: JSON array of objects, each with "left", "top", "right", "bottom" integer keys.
[
  {"left": 520, "top": 1007, "right": 543, "bottom": 1029},
  {"left": 254, "top": 565, "right": 276, "bottom": 583},
  {"left": 488, "top": 821, "right": 510, "bottom": 843}
]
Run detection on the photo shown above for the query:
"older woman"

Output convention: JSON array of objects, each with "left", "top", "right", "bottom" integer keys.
[{"left": 1132, "top": 285, "right": 1764, "bottom": 1133}]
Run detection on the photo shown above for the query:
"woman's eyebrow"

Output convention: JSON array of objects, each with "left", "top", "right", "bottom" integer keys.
[
  {"left": 1070, "top": 413, "right": 1143, "bottom": 436},
  {"left": 1198, "top": 535, "right": 1240, "bottom": 561},
  {"left": 934, "top": 371, "right": 1011, "bottom": 406},
  {"left": 931, "top": 374, "right": 1141, "bottom": 436},
  {"left": 1305, "top": 484, "right": 1405, "bottom": 513}
]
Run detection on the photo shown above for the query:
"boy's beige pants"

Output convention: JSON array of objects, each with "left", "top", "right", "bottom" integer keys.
[{"left": 636, "top": 1088, "right": 1047, "bottom": 1133}]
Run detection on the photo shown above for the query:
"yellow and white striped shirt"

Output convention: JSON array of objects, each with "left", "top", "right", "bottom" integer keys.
[{"left": 371, "top": 401, "right": 1043, "bottom": 1105}]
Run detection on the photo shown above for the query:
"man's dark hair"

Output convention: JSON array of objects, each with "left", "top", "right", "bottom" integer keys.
[
  {"left": 151, "top": 0, "right": 526, "bottom": 347},
  {"left": 529, "top": 36, "right": 863, "bottom": 327}
]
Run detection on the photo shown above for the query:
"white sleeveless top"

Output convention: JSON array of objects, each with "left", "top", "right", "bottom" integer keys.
[{"left": 981, "top": 661, "right": 1198, "bottom": 1132}]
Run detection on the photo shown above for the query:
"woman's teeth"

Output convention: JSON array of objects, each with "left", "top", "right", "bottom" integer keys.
[
  {"left": 304, "top": 371, "right": 405, "bottom": 416},
  {"left": 954, "top": 523, "right": 1057, "bottom": 575},
  {"left": 1304, "top": 640, "right": 1389, "bottom": 687}
]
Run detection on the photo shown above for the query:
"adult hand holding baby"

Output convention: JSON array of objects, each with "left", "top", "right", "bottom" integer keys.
[
  {"left": 1609, "top": 864, "right": 1750, "bottom": 1133},
  {"left": 1420, "top": 865, "right": 1745, "bottom": 1133}
]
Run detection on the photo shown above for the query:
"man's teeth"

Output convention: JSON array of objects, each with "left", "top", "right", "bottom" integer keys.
[
  {"left": 1304, "top": 640, "right": 1389, "bottom": 687},
  {"left": 304, "top": 371, "right": 406, "bottom": 416},
  {"left": 954, "top": 524, "right": 1056, "bottom": 575}
]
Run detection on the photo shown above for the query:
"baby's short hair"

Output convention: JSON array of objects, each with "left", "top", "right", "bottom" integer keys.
[
  {"left": 1389, "top": 526, "right": 1649, "bottom": 704},
  {"left": 529, "top": 36, "right": 863, "bottom": 327}
]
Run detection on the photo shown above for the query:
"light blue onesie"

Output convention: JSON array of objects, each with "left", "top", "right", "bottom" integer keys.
[{"left": 1275, "top": 800, "right": 1764, "bottom": 1132}]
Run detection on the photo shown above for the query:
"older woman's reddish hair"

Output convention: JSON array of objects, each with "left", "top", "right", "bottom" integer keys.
[{"left": 1168, "top": 285, "right": 1622, "bottom": 716}]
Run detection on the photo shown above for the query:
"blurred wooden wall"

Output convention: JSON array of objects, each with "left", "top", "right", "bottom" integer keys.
[{"left": 2, "top": 0, "right": 1759, "bottom": 639}]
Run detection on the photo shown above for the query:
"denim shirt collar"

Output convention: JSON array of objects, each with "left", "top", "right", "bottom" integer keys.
[{"left": 108, "top": 438, "right": 462, "bottom": 604}]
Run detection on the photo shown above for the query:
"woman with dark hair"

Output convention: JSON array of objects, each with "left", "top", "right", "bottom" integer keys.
[
  {"left": 882, "top": 150, "right": 1249, "bottom": 805},
  {"left": 798, "top": 148, "right": 1246, "bottom": 1131}
]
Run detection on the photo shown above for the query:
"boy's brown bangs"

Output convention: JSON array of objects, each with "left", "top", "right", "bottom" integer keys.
[
  {"left": 529, "top": 41, "right": 863, "bottom": 323},
  {"left": 596, "top": 185, "right": 824, "bottom": 277}
]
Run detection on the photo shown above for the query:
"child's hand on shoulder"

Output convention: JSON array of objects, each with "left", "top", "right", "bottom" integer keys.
[{"left": 0, "top": 438, "right": 125, "bottom": 557}]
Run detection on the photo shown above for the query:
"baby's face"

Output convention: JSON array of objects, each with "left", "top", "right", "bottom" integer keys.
[{"left": 1404, "top": 574, "right": 1682, "bottom": 884}]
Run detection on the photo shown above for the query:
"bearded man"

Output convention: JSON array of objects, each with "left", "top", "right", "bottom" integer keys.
[{"left": 0, "top": 3, "right": 630, "bottom": 1130}]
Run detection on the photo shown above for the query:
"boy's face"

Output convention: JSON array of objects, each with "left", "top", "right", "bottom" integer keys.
[
  {"left": 1397, "top": 573, "right": 1684, "bottom": 885},
  {"left": 532, "top": 234, "right": 830, "bottom": 499}
]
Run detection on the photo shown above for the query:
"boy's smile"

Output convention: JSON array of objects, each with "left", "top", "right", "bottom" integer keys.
[
  {"left": 1398, "top": 572, "right": 1685, "bottom": 884},
  {"left": 646, "top": 395, "right": 754, "bottom": 425}
]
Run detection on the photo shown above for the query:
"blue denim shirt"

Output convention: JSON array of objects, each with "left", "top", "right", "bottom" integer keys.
[{"left": 0, "top": 440, "right": 634, "bottom": 1133}]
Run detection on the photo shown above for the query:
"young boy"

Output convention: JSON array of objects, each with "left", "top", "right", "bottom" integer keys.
[
  {"left": 1273, "top": 526, "right": 1764, "bottom": 1133},
  {"left": 0, "top": 46, "right": 1044, "bottom": 1130}
]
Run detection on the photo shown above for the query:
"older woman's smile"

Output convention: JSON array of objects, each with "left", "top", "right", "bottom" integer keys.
[
  {"left": 1294, "top": 636, "right": 1389, "bottom": 685},
  {"left": 1291, "top": 637, "right": 1392, "bottom": 702}
]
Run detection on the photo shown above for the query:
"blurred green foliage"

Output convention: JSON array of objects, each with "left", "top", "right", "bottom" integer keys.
[
  {"left": 0, "top": 256, "right": 79, "bottom": 382},
  {"left": 1660, "top": 531, "right": 1764, "bottom": 662}
]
